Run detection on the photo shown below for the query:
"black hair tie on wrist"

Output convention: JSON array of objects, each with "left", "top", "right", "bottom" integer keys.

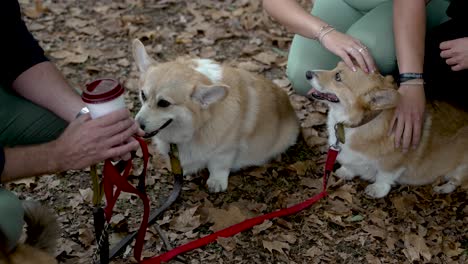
[{"left": 399, "top": 73, "right": 424, "bottom": 83}]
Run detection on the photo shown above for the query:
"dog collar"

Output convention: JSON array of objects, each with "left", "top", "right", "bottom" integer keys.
[{"left": 334, "top": 110, "right": 383, "bottom": 145}]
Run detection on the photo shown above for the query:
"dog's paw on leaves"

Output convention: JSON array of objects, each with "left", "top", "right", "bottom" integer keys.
[
  {"left": 206, "top": 177, "right": 228, "bottom": 193},
  {"left": 365, "top": 183, "right": 391, "bottom": 198}
]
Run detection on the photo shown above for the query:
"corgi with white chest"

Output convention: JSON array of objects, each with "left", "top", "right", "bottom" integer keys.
[
  {"left": 132, "top": 39, "right": 299, "bottom": 193},
  {"left": 306, "top": 62, "right": 468, "bottom": 198}
]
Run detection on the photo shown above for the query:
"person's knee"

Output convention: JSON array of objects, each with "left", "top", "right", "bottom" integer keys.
[
  {"left": 286, "top": 62, "right": 311, "bottom": 96},
  {"left": 0, "top": 189, "right": 25, "bottom": 252}
]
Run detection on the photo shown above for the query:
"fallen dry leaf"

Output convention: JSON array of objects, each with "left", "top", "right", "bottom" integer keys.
[{"left": 262, "top": 240, "right": 290, "bottom": 255}]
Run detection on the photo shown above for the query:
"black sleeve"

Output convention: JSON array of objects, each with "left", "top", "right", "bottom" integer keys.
[
  {"left": 0, "top": 0, "right": 48, "bottom": 87},
  {"left": 0, "top": 146, "right": 5, "bottom": 181},
  {"left": 446, "top": 0, "right": 468, "bottom": 21}
]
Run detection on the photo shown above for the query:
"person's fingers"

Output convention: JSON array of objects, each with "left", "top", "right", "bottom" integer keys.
[
  {"left": 401, "top": 119, "right": 413, "bottom": 152},
  {"left": 360, "top": 48, "right": 377, "bottom": 73},
  {"left": 350, "top": 47, "right": 368, "bottom": 73},
  {"left": 338, "top": 51, "right": 356, "bottom": 72},
  {"left": 120, "top": 152, "right": 132, "bottom": 161},
  {"left": 104, "top": 122, "right": 140, "bottom": 148},
  {"left": 101, "top": 118, "right": 135, "bottom": 137},
  {"left": 394, "top": 115, "right": 405, "bottom": 148},
  {"left": 446, "top": 57, "right": 458, "bottom": 66},
  {"left": 94, "top": 108, "right": 131, "bottom": 127},
  {"left": 388, "top": 113, "right": 398, "bottom": 136},
  {"left": 439, "top": 40, "right": 453, "bottom": 50},
  {"left": 451, "top": 64, "right": 463, "bottom": 71},
  {"left": 440, "top": 49, "right": 454, "bottom": 59},
  {"left": 411, "top": 118, "right": 422, "bottom": 149},
  {"left": 105, "top": 140, "right": 140, "bottom": 160}
]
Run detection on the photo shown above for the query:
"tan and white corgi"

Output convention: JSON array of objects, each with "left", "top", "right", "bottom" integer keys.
[
  {"left": 132, "top": 39, "right": 299, "bottom": 192},
  {"left": 306, "top": 62, "right": 468, "bottom": 198}
]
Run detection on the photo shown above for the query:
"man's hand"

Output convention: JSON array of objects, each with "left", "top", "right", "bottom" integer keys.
[
  {"left": 53, "top": 108, "right": 144, "bottom": 171},
  {"left": 440, "top": 37, "right": 468, "bottom": 71},
  {"left": 389, "top": 85, "right": 426, "bottom": 152}
]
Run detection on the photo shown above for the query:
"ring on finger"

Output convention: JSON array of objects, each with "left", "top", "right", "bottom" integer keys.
[{"left": 358, "top": 46, "right": 368, "bottom": 53}]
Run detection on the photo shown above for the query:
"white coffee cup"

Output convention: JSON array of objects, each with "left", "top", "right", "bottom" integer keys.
[{"left": 82, "top": 78, "right": 126, "bottom": 119}]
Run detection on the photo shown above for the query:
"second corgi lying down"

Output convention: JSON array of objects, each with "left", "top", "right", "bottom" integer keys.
[
  {"left": 133, "top": 39, "right": 300, "bottom": 192},
  {"left": 306, "top": 62, "right": 468, "bottom": 198}
]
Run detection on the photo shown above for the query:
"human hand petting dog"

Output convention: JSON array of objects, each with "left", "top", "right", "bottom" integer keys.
[
  {"left": 440, "top": 37, "right": 468, "bottom": 71},
  {"left": 53, "top": 108, "right": 144, "bottom": 171},
  {"left": 390, "top": 85, "right": 425, "bottom": 152},
  {"left": 320, "top": 30, "right": 377, "bottom": 74}
]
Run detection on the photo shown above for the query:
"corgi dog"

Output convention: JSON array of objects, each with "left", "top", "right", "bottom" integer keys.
[
  {"left": 306, "top": 62, "right": 468, "bottom": 198},
  {"left": 132, "top": 39, "right": 299, "bottom": 192},
  {"left": 0, "top": 201, "right": 58, "bottom": 264}
]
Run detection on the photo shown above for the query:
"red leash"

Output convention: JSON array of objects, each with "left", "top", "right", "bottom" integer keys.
[
  {"left": 140, "top": 146, "right": 340, "bottom": 264},
  {"left": 102, "top": 137, "right": 339, "bottom": 263},
  {"left": 102, "top": 136, "right": 150, "bottom": 262}
]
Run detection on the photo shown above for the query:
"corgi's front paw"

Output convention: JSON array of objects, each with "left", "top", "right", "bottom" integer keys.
[
  {"left": 365, "top": 183, "right": 391, "bottom": 198},
  {"left": 206, "top": 176, "right": 228, "bottom": 193},
  {"left": 335, "top": 166, "right": 356, "bottom": 180},
  {"left": 433, "top": 182, "right": 456, "bottom": 194}
]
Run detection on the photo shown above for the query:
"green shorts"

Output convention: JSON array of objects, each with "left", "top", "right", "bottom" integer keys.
[
  {"left": 0, "top": 85, "right": 66, "bottom": 252},
  {"left": 0, "top": 85, "right": 67, "bottom": 146},
  {"left": 287, "top": 0, "right": 451, "bottom": 95}
]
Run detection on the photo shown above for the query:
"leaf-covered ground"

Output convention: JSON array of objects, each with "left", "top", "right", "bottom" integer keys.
[{"left": 8, "top": 0, "right": 467, "bottom": 263}]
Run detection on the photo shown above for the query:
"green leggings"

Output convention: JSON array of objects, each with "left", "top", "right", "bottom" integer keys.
[
  {"left": 0, "top": 85, "right": 66, "bottom": 252},
  {"left": 287, "top": 0, "right": 451, "bottom": 95}
]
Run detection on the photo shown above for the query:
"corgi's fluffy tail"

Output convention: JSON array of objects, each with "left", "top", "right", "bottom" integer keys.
[{"left": 22, "top": 201, "right": 59, "bottom": 254}]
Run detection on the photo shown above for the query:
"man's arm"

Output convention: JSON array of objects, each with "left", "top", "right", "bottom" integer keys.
[
  {"left": 1, "top": 110, "right": 143, "bottom": 183},
  {"left": 12, "top": 61, "right": 85, "bottom": 122},
  {"left": 1, "top": 143, "right": 60, "bottom": 182}
]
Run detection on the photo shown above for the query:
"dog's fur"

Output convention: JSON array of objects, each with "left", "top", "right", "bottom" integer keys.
[
  {"left": 0, "top": 201, "right": 58, "bottom": 264},
  {"left": 307, "top": 62, "right": 468, "bottom": 198},
  {"left": 133, "top": 39, "right": 299, "bottom": 192}
]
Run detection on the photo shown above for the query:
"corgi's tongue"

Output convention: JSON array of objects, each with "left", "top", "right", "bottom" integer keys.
[{"left": 307, "top": 87, "right": 339, "bottom": 103}]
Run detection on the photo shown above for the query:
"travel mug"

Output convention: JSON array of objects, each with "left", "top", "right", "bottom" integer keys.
[{"left": 81, "top": 78, "right": 126, "bottom": 119}]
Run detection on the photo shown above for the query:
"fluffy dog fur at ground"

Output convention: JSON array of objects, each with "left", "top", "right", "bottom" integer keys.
[
  {"left": 133, "top": 39, "right": 299, "bottom": 193},
  {"left": 0, "top": 201, "right": 58, "bottom": 264},
  {"left": 306, "top": 62, "right": 468, "bottom": 198}
]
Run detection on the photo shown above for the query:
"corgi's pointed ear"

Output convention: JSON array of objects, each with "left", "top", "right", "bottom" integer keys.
[
  {"left": 192, "top": 84, "right": 228, "bottom": 109},
  {"left": 132, "top": 39, "right": 155, "bottom": 72},
  {"left": 364, "top": 88, "right": 399, "bottom": 111}
]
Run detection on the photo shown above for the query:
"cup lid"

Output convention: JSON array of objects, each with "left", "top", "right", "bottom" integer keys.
[{"left": 82, "top": 78, "right": 124, "bottom": 104}]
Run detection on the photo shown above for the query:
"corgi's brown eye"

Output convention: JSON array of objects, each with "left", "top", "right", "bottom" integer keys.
[
  {"left": 335, "top": 72, "right": 342, "bottom": 82},
  {"left": 141, "top": 91, "right": 147, "bottom": 102},
  {"left": 157, "top": 99, "right": 171, "bottom": 108}
]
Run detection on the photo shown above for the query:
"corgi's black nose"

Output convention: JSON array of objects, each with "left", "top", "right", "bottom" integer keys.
[
  {"left": 305, "top": 71, "right": 314, "bottom": 80},
  {"left": 136, "top": 118, "right": 146, "bottom": 130}
]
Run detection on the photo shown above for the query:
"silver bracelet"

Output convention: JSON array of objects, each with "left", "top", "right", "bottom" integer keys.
[
  {"left": 318, "top": 27, "right": 335, "bottom": 44},
  {"left": 75, "top": 106, "right": 89, "bottom": 119}
]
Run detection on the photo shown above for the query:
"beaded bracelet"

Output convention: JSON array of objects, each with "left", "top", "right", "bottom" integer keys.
[{"left": 399, "top": 73, "right": 424, "bottom": 83}]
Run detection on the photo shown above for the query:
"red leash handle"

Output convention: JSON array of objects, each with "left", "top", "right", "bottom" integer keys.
[
  {"left": 141, "top": 147, "right": 340, "bottom": 264},
  {"left": 102, "top": 136, "right": 151, "bottom": 262}
]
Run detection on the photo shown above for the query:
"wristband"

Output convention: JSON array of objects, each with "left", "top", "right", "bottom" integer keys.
[
  {"left": 399, "top": 73, "right": 424, "bottom": 83},
  {"left": 75, "top": 106, "right": 89, "bottom": 119}
]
